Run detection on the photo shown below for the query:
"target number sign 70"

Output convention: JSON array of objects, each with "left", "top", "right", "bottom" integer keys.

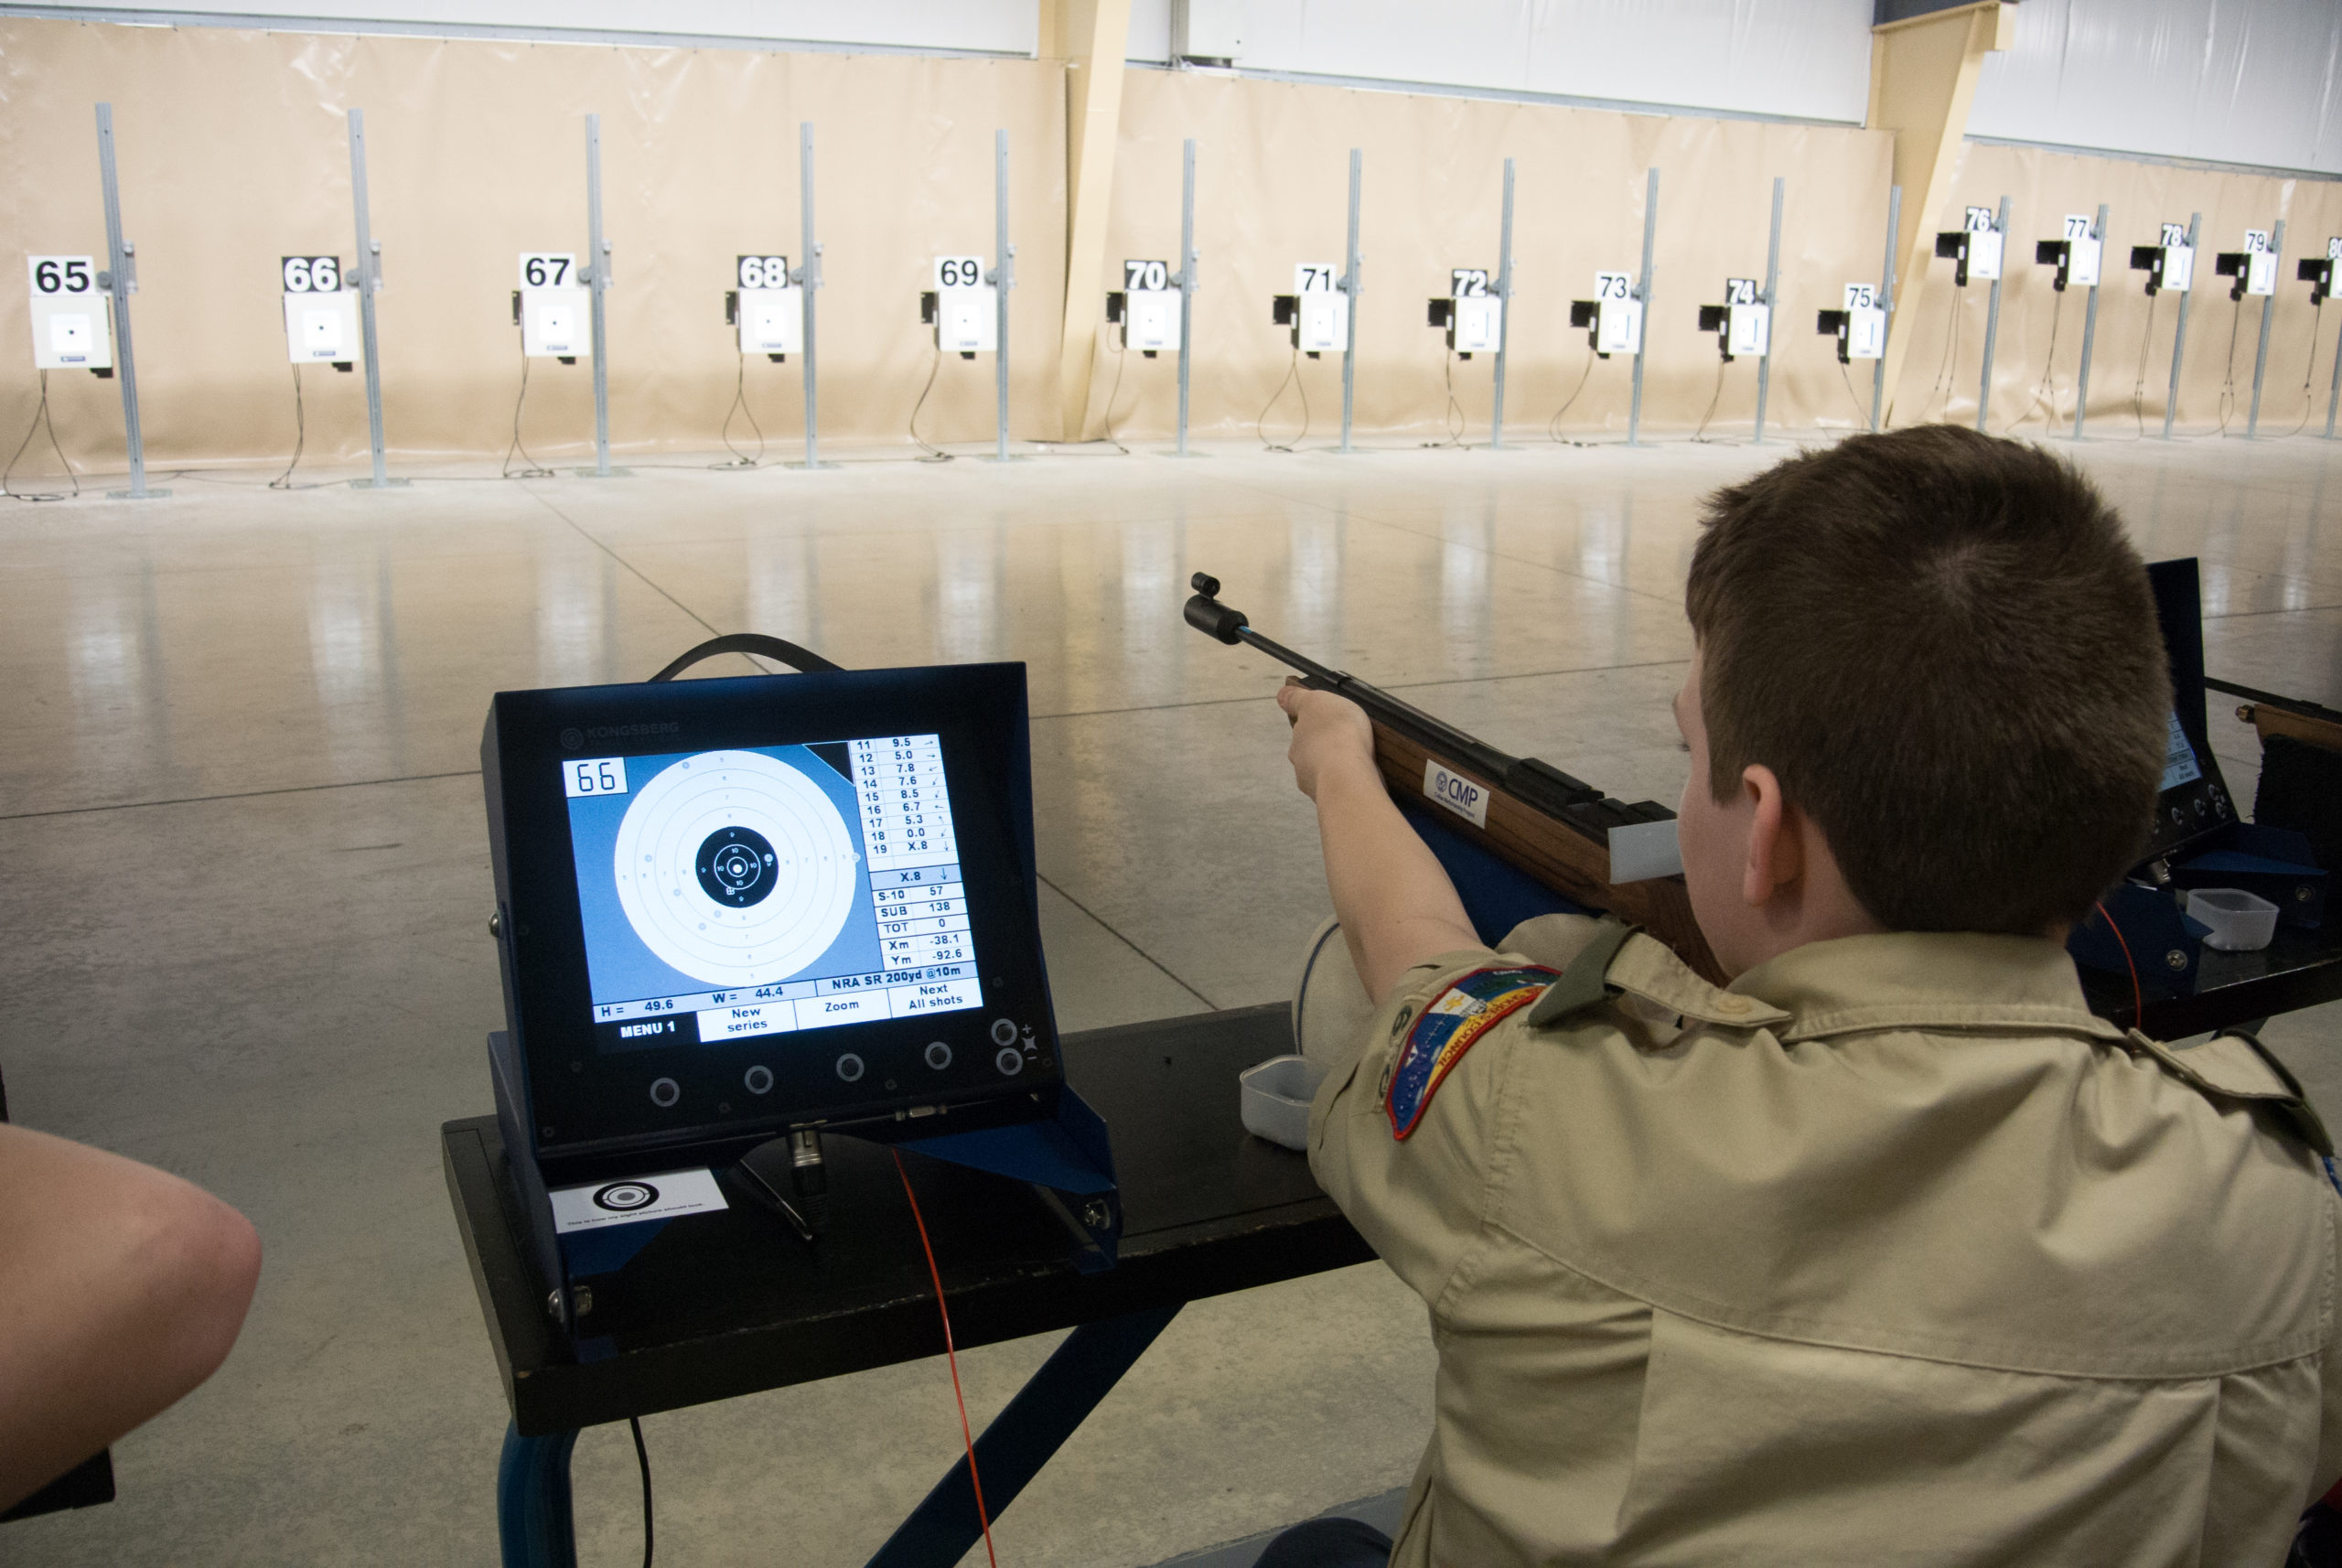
[
  {"left": 1125, "top": 259, "right": 1171, "bottom": 292},
  {"left": 936, "top": 256, "right": 985, "bottom": 290},
  {"left": 29, "top": 256, "right": 96, "bottom": 295},
  {"left": 737, "top": 254, "right": 790, "bottom": 289},
  {"left": 282, "top": 255, "right": 341, "bottom": 293},
  {"left": 521, "top": 252, "right": 575, "bottom": 289},
  {"left": 564, "top": 757, "right": 629, "bottom": 798}
]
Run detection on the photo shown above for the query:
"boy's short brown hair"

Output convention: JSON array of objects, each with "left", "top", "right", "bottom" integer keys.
[{"left": 1685, "top": 424, "right": 2168, "bottom": 937}]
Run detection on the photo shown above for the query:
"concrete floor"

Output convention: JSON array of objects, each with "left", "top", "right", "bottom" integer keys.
[{"left": 2, "top": 430, "right": 2338, "bottom": 1566}]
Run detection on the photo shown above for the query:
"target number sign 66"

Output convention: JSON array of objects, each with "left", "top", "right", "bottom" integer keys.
[
  {"left": 737, "top": 254, "right": 790, "bottom": 289},
  {"left": 28, "top": 256, "right": 96, "bottom": 295},
  {"left": 564, "top": 757, "right": 629, "bottom": 798},
  {"left": 1452, "top": 268, "right": 1491, "bottom": 298},
  {"left": 936, "top": 256, "right": 985, "bottom": 290},
  {"left": 1125, "top": 259, "right": 1171, "bottom": 292},
  {"left": 521, "top": 252, "right": 575, "bottom": 289},
  {"left": 282, "top": 255, "right": 341, "bottom": 293}
]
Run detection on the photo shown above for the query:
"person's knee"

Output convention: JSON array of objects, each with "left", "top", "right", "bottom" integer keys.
[
  {"left": 112, "top": 1169, "right": 262, "bottom": 1398},
  {"left": 1254, "top": 1515, "right": 1392, "bottom": 1568}
]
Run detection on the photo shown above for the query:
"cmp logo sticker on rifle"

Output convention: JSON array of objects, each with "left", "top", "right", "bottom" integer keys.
[
  {"left": 1423, "top": 760, "right": 1490, "bottom": 830},
  {"left": 1384, "top": 965, "right": 1556, "bottom": 1139}
]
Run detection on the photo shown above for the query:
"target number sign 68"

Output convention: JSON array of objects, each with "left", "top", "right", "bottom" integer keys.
[
  {"left": 936, "top": 256, "right": 985, "bottom": 290},
  {"left": 564, "top": 757, "right": 629, "bottom": 798},
  {"left": 521, "top": 252, "right": 575, "bottom": 289},
  {"left": 1124, "top": 259, "right": 1171, "bottom": 292},
  {"left": 737, "top": 254, "right": 790, "bottom": 289},
  {"left": 28, "top": 256, "right": 96, "bottom": 295},
  {"left": 282, "top": 255, "right": 341, "bottom": 293}
]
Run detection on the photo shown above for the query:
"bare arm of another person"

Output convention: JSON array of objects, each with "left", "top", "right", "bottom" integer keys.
[
  {"left": 1278, "top": 681, "right": 1480, "bottom": 1003},
  {"left": 0, "top": 1123, "right": 262, "bottom": 1508}
]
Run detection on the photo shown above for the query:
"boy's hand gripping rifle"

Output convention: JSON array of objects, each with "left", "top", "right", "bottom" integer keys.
[{"left": 1185, "top": 572, "right": 1726, "bottom": 984}]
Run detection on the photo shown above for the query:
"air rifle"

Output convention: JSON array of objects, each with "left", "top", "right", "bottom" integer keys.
[{"left": 1184, "top": 572, "right": 1726, "bottom": 983}]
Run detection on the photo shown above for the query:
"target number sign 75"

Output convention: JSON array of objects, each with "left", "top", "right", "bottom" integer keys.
[
  {"left": 282, "top": 255, "right": 341, "bottom": 293},
  {"left": 521, "top": 252, "right": 575, "bottom": 289},
  {"left": 28, "top": 256, "right": 96, "bottom": 295},
  {"left": 936, "top": 256, "right": 984, "bottom": 290},
  {"left": 1843, "top": 283, "right": 1877, "bottom": 309},
  {"left": 564, "top": 757, "right": 629, "bottom": 798},
  {"left": 1125, "top": 259, "right": 1171, "bottom": 292},
  {"left": 737, "top": 254, "right": 790, "bottom": 289}
]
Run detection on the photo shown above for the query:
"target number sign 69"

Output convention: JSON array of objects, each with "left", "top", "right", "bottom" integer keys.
[
  {"left": 28, "top": 256, "right": 96, "bottom": 295},
  {"left": 282, "top": 255, "right": 341, "bottom": 293},
  {"left": 1724, "top": 277, "right": 1759, "bottom": 306},
  {"left": 936, "top": 256, "right": 985, "bottom": 290},
  {"left": 1125, "top": 259, "right": 1171, "bottom": 292},
  {"left": 737, "top": 254, "right": 790, "bottom": 289},
  {"left": 1452, "top": 268, "right": 1490, "bottom": 298},
  {"left": 1595, "top": 272, "right": 1632, "bottom": 301},
  {"left": 1295, "top": 263, "right": 1338, "bottom": 293},
  {"left": 521, "top": 252, "right": 575, "bottom": 289}
]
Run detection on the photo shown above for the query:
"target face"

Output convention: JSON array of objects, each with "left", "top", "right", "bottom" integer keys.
[{"left": 613, "top": 749, "right": 861, "bottom": 986}]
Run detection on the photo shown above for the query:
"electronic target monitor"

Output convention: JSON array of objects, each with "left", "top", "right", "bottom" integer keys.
[{"left": 482, "top": 662, "right": 1062, "bottom": 1175}]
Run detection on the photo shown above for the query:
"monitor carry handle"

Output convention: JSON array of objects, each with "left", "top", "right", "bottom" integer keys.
[{"left": 648, "top": 633, "right": 843, "bottom": 682}]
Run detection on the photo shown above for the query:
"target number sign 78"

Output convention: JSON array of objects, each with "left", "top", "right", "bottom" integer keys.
[{"left": 564, "top": 757, "right": 629, "bottom": 798}]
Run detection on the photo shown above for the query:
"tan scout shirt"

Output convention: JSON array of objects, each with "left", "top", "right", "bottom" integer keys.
[{"left": 1309, "top": 914, "right": 2342, "bottom": 1567}]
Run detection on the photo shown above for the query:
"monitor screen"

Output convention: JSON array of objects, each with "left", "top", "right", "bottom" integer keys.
[
  {"left": 562, "top": 736, "right": 982, "bottom": 1051},
  {"left": 2158, "top": 709, "right": 2203, "bottom": 792}
]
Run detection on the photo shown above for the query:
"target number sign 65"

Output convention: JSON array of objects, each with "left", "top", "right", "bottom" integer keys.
[
  {"left": 1125, "top": 259, "right": 1171, "bottom": 292},
  {"left": 282, "top": 255, "right": 341, "bottom": 293},
  {"left": 564, "top": 757, "right": 629, "bottom": 798},
  {"left": 936, "top": 256, "right": 985, "bottom": 290},
  {"left": 737, "top": 254, "right": 790, "bottom": 289},
  {"left": 28, "top": 256, "right": 96, "bottom": 295},
  {"left": 1295, "top": 263, "right": 1338, "bottom": 293},
  {"left": 1452, "top": 268, "right": 1491, "bottom": 298},
  {"left": 521, "top": 252, "right": 575, "bottom": 289}
]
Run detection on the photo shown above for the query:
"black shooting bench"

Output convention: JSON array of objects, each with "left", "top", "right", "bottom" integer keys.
[{"left": 446, "top": 948, "right": 2342, "bottom": 1568}]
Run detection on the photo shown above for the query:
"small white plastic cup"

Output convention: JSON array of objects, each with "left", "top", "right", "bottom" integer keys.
[{"left": 1240, "top": 1055, "right": 1326, "bottom": 1151}]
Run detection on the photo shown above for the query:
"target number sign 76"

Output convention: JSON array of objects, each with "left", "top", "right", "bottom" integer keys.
[
  {"left": 564, "top": 757, "right": 629, "bottom": 798},
  {"left": 28, "top": 256, "right": 96, "bottom": 295}
]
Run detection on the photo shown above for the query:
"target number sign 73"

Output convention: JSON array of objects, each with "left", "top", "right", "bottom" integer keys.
[
  {"left": 29, "top": 256, "right": 96, "bottom": 295},
  {"left": 737, "top": 254, "right": 790, "bottom": 289},
  {"left": 1595, "top": 272, "right": 1632, "bottom": 301},
  {"left": 520, "top": 252, "right": 575, "bottom": 289},
  {"left": 1125, "top": 259, "right": 1170, "bottom": 292},
  {"left": 282, "top": 255, "right": 341, "bottom": 293},
  {"left": 936, "top": 256, "right": 985, "bottom": 290}
]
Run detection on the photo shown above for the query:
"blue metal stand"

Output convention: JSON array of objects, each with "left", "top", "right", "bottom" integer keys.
[{"left": 497, "top": 1423, "right": 580, "bottom": 1568}]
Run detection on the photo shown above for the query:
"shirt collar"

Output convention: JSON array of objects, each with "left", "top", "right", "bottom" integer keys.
[{"left": 1728, "top": 931, "right": 2125, "bottom": 1045}]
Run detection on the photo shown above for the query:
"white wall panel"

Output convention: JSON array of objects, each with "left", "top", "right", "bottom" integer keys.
[
  {"left": 35, "top": 0, "right": 1040, "bottom": 54},
  {"left": 1223, "top": 0, "right": 1874, "bottom": 124},
  {"left": 1968, "top": 0, "right": 2342, "bottom": 175}
]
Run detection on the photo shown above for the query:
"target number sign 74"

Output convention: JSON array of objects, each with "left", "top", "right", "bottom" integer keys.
[{"left": 1724, "top": 277, "right": 1760, "bottom": 306}]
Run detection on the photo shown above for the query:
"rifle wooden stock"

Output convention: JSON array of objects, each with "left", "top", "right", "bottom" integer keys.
[{"left": 1368, "top": 721, "right": 1728, "bottom": 985}]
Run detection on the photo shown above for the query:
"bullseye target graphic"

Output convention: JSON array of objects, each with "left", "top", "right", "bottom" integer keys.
[{"left": 613, "top": 749, "right": 860, "bottom": 986}]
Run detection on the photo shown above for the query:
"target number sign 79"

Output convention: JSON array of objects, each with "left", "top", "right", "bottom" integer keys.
[
  {"left": 28, "top": 256, "right": 96, "bottom": 295},
  {"left": 521, "top": 252, "right": 575, "bottom": 289},
  {"left": 936, "top": 256, "right": 985, "bottom": 290},
  {"left": 1125, "top": 259, "right": 1171, "bottom": 292},
  {"left": 282, "top": 255, "right": 341, "bottom": 293},
  {"left": 737, "top": 254, "right": 790, "bottom": 289},
  {"left": 564, "top": 757, "right": 629, "bottom": 798}
]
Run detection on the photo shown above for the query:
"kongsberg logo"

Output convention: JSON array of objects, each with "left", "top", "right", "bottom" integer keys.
[{"left": 559, "top": 727, "right": 584, "bottom": 749}]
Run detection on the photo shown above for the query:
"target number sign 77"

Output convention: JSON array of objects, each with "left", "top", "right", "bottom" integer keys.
[{"left": 2064, "top": 215, "right": 2094, "bottom": 241}]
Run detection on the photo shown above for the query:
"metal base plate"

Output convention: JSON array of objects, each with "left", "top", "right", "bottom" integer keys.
[
  {"left": 349, "top": 478, "right": 413, "bottom": 489},
  {"left": 104, "top": 488, "right": 170, "bottom": 499},
  {"left": 571, "top": 467, "right": 633, "bottom": 478}
]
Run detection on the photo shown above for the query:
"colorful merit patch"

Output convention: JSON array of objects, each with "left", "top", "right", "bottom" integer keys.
[{"left": 1383, "top": 966, "right": 1556, "bottom": 1140}]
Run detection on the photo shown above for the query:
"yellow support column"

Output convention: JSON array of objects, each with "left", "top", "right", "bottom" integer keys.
[
  {"left": 1046, "top": 0, "right": 1133, "bottom": 442},
  {"left": 1868, "top": 0, "right": 2014, "bottom": 424}
]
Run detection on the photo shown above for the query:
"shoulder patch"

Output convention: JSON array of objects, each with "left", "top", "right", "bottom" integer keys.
[{"left": 1382, "top": 965, "right": 1555, "bottom": 1140}]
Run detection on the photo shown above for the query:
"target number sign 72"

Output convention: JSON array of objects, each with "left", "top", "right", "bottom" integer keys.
[
  {"left": 737, "top": 254, "right": 790, "bottom": 289},
  {"left": 1452, "top": 268, "right": 1490, "bottom": 298},
  {"left": 1125, "top": 259, "right": 1171, "bottom": 292},
  {"left": 936, "top": 256, "right": 985, "bottom": 290},
  {"left": 282, "top": 255, "right": 341, "bottom": 293},
  {"left": 521, "top": 252, "right": 575, "bottom": 289},
  {"left": 564, "top": 757, "right": 629, "bottom": 798},
  {"left": 29, "top": 256, "right": 96, "bottom": 295}
]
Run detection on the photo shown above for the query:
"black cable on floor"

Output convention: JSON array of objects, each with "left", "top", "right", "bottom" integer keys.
[
  {"left": 1420, "top": 349, "right": 1466, "bottom": 448},
  {"left": 502, "top": 345, "right": 555, "bottom": 478},
  {"left": 1838, "top": 359, "right": 1873, "bottom": 429},
  {"left": 716, "top": 350, "right": 765, "bottom": 468},
  {"left": 2284, "top": 299, "right": 2325, "bottom": 437},
  {"left": 628, "top": 1416, "right": 654, "bottom": 1568},
  {"left": 1690, "top": 359, "right": 1731, "bottom": 443},
  {"left": 909, "top": 344, "right": 952, "bottom": 462},
  {"left": 1928, "top": 291, "right": 1964, "bottom": 423},
  {"left": 1097, "top": 331, "right": 1131, "bottom": 456},
  {"left": 2008, "top": 289, "right": 2066, "bottom": 435},
  {"left": 1257, "top": 345, "right": 1306, "bottom": 452},
  {"left": 1545, "top": 344, "right": 1596, "bottom": 443},
  {"left": 269, "top": 364, "right": 307, "bottom": 489},
  {"left": 2, "top": 371, "right": 80, "bottom": 502},
  {"left": 2133, "top": 294, "right": 2161, "bottom": 441},
  {"left": 2216, "top": 295, "right": 2246, "bottom": 436}
]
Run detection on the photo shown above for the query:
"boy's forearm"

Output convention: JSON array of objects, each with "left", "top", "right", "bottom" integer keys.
[{"left": 1311, "top": 757, "right": 1480, "bottom": 1004}]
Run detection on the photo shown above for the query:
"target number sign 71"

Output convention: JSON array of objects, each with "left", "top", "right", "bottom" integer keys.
[{"left": 1295, "top": 263, "right": 1338, "bottom": 293}]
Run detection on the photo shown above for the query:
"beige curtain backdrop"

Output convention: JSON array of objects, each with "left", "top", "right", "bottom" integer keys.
[
  {"left": 2, "top": 16, "right": 2333, "bottom": 469},
  {"left": 1889, "top": 140, "right": 2342, "bottom": 438}
]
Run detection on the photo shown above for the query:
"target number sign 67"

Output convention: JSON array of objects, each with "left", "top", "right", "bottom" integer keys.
[
  {"left": 28, "top": 256, "right": 96, "bottom": 295},
  {"left": 564, "top": 757, "right": 629, "bottom": 798},
  {"left": 737, "top": 254, "right": 790, "bottom": 289},
  {"left": 936, "top": 256, "right": 985, "bottom": 290},
  {"left": 521, "top": 252, "right": 575, "bottom": 289},
  {"left": 282, "top": 255, "right": 341, "bottom": 293},
  {"left": 1125, "top": 259, "right": 1171, "bottom": 292}
]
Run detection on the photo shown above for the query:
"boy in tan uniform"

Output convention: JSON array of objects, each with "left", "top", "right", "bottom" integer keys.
[{"left": 1269, "top": 427, "right": 2342, "bottom": 1567}]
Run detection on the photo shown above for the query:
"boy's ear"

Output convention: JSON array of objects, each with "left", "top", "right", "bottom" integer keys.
[{"left": 1739, "top": 764, "right": 1803, "bottom": 908}]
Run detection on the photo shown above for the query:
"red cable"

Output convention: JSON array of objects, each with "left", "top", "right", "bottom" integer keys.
[
  {"left": 893, "top": 1148, "right": 1001, "bottom": 1568},
  {"left": 2096, "top": 899, "right": 2143, "bottom": 1026}
]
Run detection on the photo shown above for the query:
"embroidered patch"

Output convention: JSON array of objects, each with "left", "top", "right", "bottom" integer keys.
[{"left": 1383, "top": 966, "right": 1556, "bottom": 1140}]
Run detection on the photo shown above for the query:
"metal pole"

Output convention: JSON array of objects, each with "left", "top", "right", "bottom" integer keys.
[
  {"left": 994, "top": 128, "right": 1012, "bottom": 462},
  {"left": 343, "top": 110, "right": 391, "bottom": 487},
  {"left": 1873, "top": 183, "right": 1900, "bottom": 433},
  {"left": 1176, "top": 136, "right": 1197, "bottom": 456},
  {"left": 793, "top": 122, "right": 830, "bottom": 468},
  {"left": 1339, "top": 147, "right": 1361, "bottom": 453},
  {"left": 584, "top": 113, "right": 616, "bottom": 477},
  {"left": 1491, "top": 156, "right": 1515, "bottom": 449},
  {"left": 1752, "top": 175, "right": 1783, "bottom": 444},
  {"left": 1975, "top": 194, "right": 2010, "bottom": 434},
  {"left": 1628, "top": 166, "right": 1658, "bottom": 447},
  {"left": 2328, "top": 293, "right": 2342, "bottom": 440},
  {"left": 2073, "top": 202, "right": 2108, "bottom": 441},
  {"left": 95, "top": 103, "right": 161, "bottom": 499},
  {"left": 2247, "top": 218, "right": 2284, "bottom": 438},
  {"left": 2163, "top": 210, "right": 2200, "bottom": 440}
]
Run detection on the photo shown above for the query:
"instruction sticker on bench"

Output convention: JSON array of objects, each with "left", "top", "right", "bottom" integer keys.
[
  {"left": 1423, "top": 760, "right": 1489, "bottom": 830},
  {"left": 550, "top": 1168, "right": 729, "bottom": 1232}
]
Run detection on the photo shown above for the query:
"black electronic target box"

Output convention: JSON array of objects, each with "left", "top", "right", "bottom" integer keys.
[{"left": 480, "top": 660, "right": 1117, "bottom": 1336}]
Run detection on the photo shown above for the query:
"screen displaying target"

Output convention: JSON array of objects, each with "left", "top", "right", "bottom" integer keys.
[{"left": 562, "top": 735, "right": 983, "bottom": 1049}]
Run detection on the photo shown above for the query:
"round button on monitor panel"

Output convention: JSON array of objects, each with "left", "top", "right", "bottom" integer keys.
[
  {"left": 925, "top": 1041, "right": 952, "bottom": 1070},
  {"left": 649, "top": 1077, "right": 681, "bottom": 1107},
  {"left": 834, "top": 1053, "right": 865, "bottom": 1083}
]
